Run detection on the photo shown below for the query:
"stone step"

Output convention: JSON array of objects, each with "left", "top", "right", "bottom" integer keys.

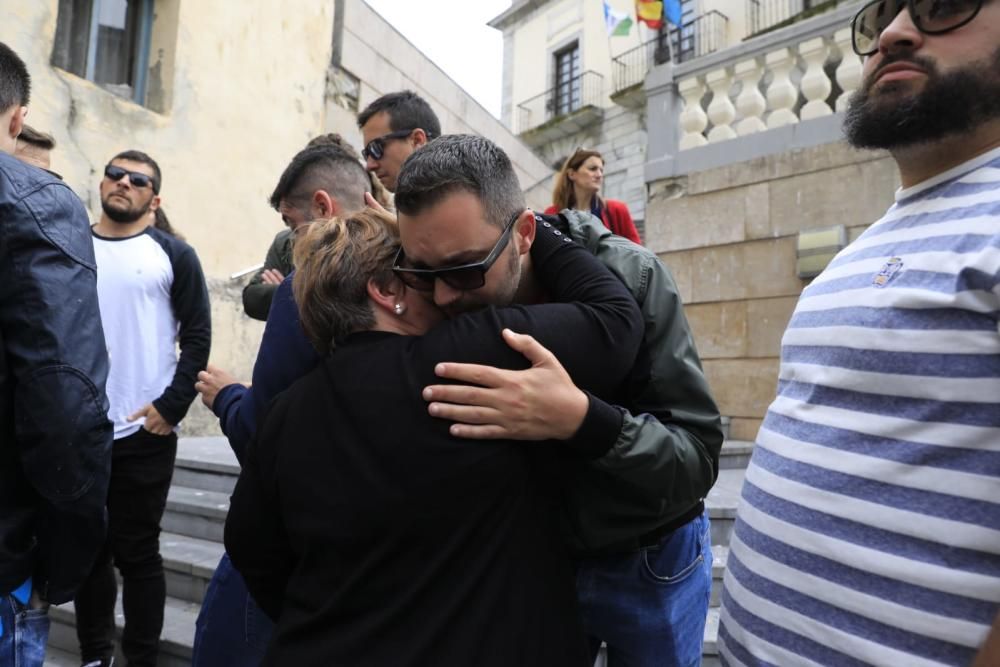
[
  {"left": 719, "top": 439, "right": 753, "bottom": 470},
  {"left": 706, "top": 468, "right": 743, "bottom": 547},
  {"left": 161, "top": 532, "right": 225, "bottom": 604},
  {"left": 47, "top": 603, "right": 722, "bottom": 667},
  {"left": 174, "top": 437, "right": 239, "bottom": 495},
  {"left": 704, "top": 607, "right": 720, "bottom": 663},
  {"left": 163, "top": 486, "right": 230, "bottom": 543},
  {"left": 47, "top": 595, "right": 199, "bottom": 667},
  {"left": 42, "top": 646, "right": 79, "bottom": 667},
  {"left": 711, "top": 544, "right": 728, "bottom": 608}
]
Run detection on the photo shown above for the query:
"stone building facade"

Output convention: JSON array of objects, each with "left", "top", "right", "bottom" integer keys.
[{"left": 641, "top": 2, "right": 900, "bottom": 439}]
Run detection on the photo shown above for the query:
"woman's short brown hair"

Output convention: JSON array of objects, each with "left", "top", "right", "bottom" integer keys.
[
  {"left": 292, "top": 208, "right": 400, "bottom": 354},
  {"left": 551, "top": 148, "right": 603, "bottom": 212}
]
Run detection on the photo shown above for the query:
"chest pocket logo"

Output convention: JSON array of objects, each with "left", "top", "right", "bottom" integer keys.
[{"left": 873, "top": 257, "right": 903, "bottom": 288}]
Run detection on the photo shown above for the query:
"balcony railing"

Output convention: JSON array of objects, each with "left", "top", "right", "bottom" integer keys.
[
  {"left": 612, "top": 38, "right": 667, "bottom": 96},
  {"left": 674, "top": 3, "right": 861, "bottom": 150},
  {"left": 747, "top": 0, "right": 833, "bottom": 36},
  {"left": 643, "top": 2, "right": 865, "bottom": 182},
  {"left": 515, "top": 70, "right": 604, "bottom": 135},
  {"left": 671, "top": 10, "right": 730, "bottom": 64},
  {"left": 612, "top": 12, "right": 729, "bottom": 98}
]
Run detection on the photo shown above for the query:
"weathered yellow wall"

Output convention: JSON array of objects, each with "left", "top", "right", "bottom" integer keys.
[
  {"left": 646, "top": 142, "right": 900, "bottom": 441},
  {"left": 1, "top": 0, "right": 336, "bottom": 434}
]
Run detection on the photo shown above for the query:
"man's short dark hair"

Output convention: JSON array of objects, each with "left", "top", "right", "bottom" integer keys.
[
  {"left": 269, "top": 145, "right": 370, "bottom": 213},
  {"left": 357, "top": 90, "right": 441, "bottom": 139},
  {"left": 18, "top": 125, "right": 55, "bottom": 150},
  {"left": 0, "top": 42, "right": 30, "bottom": 114},
  {"left": 394, "top": 134, "right": 525, "bottom": 230},
  {"left": 110, "top": 149, "right": 162, "bottom": 194}
]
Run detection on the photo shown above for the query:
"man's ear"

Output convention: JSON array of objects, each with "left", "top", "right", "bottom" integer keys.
[
  {"left": 411, "top": 128, "right": 429, "bottom": 149},
  {"left": 366, "top": 277, "right": 404, "bottom": 314},
  {"left": 512, "top": 209, "right": 536, "bottom": 258},
  {"left": 7, "top": 106, "right": 26, "bottom": 141},
  {"left": 149, "top": 194, "right": 162, "bottom": 212},
  {"left": 312, "top": 190, "right": 337, "bottom": 220}
]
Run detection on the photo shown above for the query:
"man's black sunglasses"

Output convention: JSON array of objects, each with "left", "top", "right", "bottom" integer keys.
[
  {"left": 851, "top": 0, "right": 984, "bottom": 56},
  {"left": 361, "top": 129, "right": 415, "bottom": 161},
  {"left": 392, "top": 211, "right": 522, "bottom": 292},
  {"left": 104, "top": 164, "right": 158, "bottom": 193}
]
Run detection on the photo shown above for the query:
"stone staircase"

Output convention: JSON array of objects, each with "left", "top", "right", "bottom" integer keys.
[{"left": 44, "top": 436, "right": 751, "bottom": 667}]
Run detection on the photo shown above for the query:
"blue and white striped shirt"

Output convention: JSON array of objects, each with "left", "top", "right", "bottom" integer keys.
[{"left": 719, "top": 146, "right": 1000, "bottom": 667}]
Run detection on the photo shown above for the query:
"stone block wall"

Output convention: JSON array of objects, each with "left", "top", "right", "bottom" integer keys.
[{"left": 645, "top": 141, "right": 899, "bottom": 440}]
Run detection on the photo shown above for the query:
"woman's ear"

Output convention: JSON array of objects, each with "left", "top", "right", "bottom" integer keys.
[{"left": 366, "top": 277, "right": 404, "bottom": 315}]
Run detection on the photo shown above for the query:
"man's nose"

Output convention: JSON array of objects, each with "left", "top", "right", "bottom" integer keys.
[
  {"left": 433, "top": 279, "right": 462, "bottom": 309},
  {"left": 365, "top": 156, "right": 379, "bottom": 171},
  {"left": 877, "top": 3, "right": 923, "bottom": 56}
]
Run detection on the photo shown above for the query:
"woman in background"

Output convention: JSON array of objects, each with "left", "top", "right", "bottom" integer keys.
[{"left": 544, "top": 147, "right": 641, "bottom": 244}]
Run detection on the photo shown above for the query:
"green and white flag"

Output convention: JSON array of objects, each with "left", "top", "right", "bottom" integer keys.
[{"left": 603, "top": 0, "right": 634, "bottom": 36}]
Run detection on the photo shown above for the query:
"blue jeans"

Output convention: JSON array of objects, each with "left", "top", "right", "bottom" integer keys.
[
  {"left": 577, "top": 510, "right": 712, "bottom": 667},
  {"left": 192, "top": 553, "right": 273, "bottom": 666},
  {"left": 0, "top": 595, "right": 49, "bottom": 667}
]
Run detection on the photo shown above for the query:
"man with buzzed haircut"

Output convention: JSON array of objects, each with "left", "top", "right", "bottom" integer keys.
[
  {"left": 358, "top": 90, "right": 440, "bottom": 193},
  {"left": 0, "top": 41, "right": 112, "bottom": 667},
  {"left": 242, "top": 135, "right": 386, "bottom": 320},
  {"left": 191, "top": 143, "right": 372, "bottom": 667}
]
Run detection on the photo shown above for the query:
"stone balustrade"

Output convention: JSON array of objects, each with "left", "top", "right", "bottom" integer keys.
[
  {"left": 677, "top": 25, "right": 861, "bottom": 148},
  {"left": 644, "top": 2, "right": 865, "bottom": 181}
]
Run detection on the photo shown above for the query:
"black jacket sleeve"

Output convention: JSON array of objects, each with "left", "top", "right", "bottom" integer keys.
[
  {"left": 418, "top": 219, "right": 644, "bottom": 455},
  {"left": 152, "top": 239, "right": 211, "bottom": 425},
  {"left": 0, "top": 167, "right": 113, "bottom": 604},
  {"left": 242, "top": 230, "right": 293, "bottom": 321}
]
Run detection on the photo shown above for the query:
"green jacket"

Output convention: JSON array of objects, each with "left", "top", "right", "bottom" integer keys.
[
  {"left": 243, "top": 229, "right": 295, "bottom": 321},
  {"left": 554, "top": 210, "right": 723, "bottom": 554}
]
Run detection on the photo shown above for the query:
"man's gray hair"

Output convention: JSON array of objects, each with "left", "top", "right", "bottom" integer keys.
[{"left": 394, "top": 134, "right": 525, "bottom": 229}]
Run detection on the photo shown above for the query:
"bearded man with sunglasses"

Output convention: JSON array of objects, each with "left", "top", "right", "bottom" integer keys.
[
  {"left": 75, "top": 150, "right": 211, "bottom": 667},
  {"left": 716, "top": 1, "right": 1000, "bottom": 665},
  {"left": 395, "top": 135, "right": 723, "bottom": 667}
]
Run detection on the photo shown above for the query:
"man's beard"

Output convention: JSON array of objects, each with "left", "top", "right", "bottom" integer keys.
[
  {"left": 844, "top": 46, "right": 1000, "bottom": 150},
  {"left": 101, "top": 193, "right": 151, "bottom": 223}
]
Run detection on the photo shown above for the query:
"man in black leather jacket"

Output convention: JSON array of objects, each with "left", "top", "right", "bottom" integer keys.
[{"left": 0, "top": 42, "right": 112, "bottom": 666}]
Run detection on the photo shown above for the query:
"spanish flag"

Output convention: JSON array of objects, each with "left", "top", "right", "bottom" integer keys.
[
  {"left": 635, "top": 0, "right": 664, "bottom": 29},
  {"left": 636, "top": 0, "right": 682, "bottom": 27}
]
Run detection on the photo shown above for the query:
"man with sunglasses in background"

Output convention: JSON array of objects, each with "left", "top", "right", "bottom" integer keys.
[
  {"left": 717, "top": 0, "right": 1000, "bottom": 665},
  {"left": 395, "top": 134, "right": 723, "bottom": 667},
  {"left": 75, "top": 150, "right": 211, "bottom": 667},
  {"left": 358, "top": 90, "right": 440, "bottom": 193}
]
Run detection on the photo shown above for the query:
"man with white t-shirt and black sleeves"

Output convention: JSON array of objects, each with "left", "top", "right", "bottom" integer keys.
[{"left": 74, "top": 150, "right": 211, "bottom": 667}]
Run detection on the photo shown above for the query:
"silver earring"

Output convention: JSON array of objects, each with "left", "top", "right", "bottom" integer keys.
[{"left": 394, "top": 303, "right": 405, "bottom": 315}]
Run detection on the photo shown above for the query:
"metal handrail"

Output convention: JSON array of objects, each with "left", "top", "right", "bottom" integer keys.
[
  {"left": 515, "top": 70, "right": 604, "bottom": 134},
  {"left": 669, "top": 10, "right": 730, "bottom": 64},
  {"left": 612, "top": 38, "right": 669, "bottom": 95},
  {"left": 746, "top": 0, "right": 821, "bottom": 36}
]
